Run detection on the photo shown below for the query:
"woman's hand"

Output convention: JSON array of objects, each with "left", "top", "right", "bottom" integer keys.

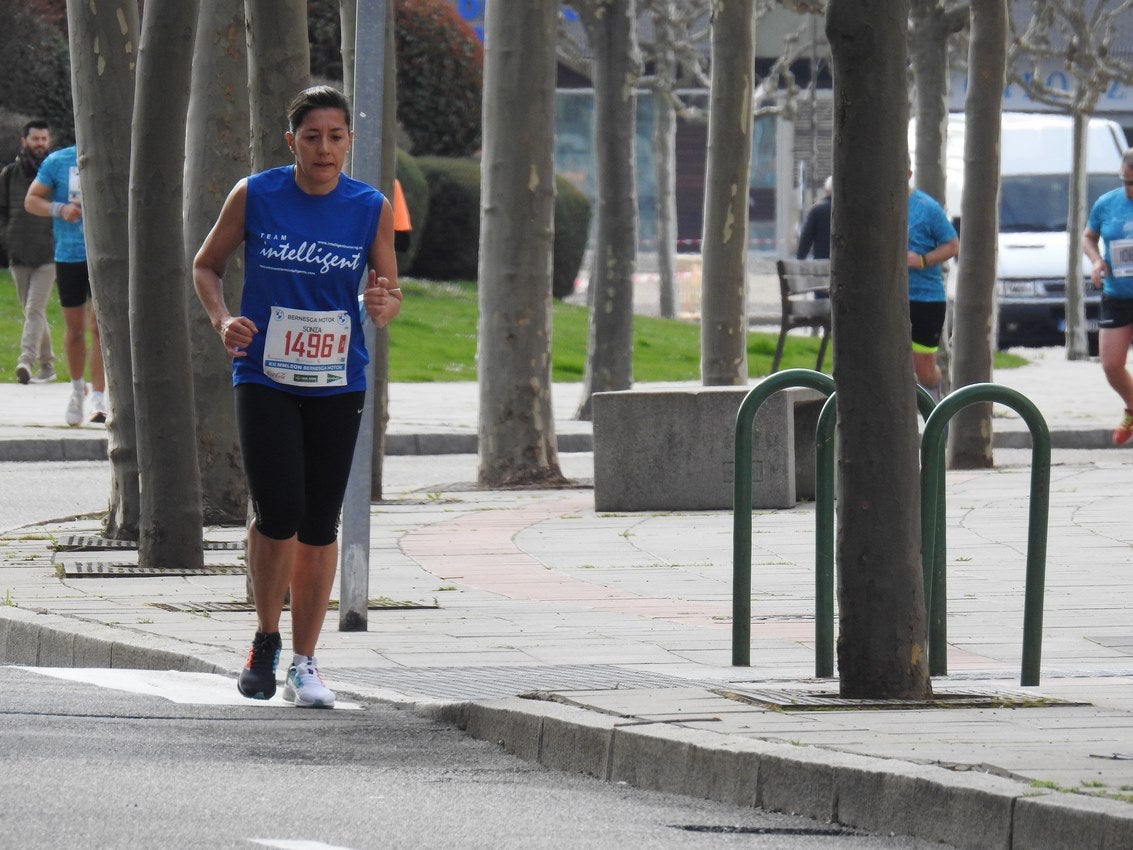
[
  {"left": 218, "top": 315, "right": 258, "bottom": 358},
  {"left": 362, "top": 269, "right": 403, "bottom": 328}
]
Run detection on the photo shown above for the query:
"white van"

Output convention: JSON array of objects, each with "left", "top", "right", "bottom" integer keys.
[{"left": 912, "top": 111, "right": 1127, "bottom": 350}]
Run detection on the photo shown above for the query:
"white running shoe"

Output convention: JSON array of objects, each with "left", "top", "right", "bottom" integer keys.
[
  {"left": 65, "top": 388, "right": 84, "bottom": 426},
  {"left": 89, "top": 391, "right": 107, "bottom": 424},
  {"left": 283, "top": 657, "right": 336, "bottom": 708}
]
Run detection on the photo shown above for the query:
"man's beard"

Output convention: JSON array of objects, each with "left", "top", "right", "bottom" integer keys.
[{"left": 18, "top": 146, "right": 45, "bottom": 177}]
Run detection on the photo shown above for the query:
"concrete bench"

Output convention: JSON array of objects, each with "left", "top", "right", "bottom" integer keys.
[{"left": 592, "top": 385, "right": 827, "bottom": 511}]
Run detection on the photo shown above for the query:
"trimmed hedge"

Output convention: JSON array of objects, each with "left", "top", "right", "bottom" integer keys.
[
  {"left": 410, "top": 156, "right": 591, "bottom": 299},
  {"left": 395, "top": 148, "right": 429, "bottom": 273}
]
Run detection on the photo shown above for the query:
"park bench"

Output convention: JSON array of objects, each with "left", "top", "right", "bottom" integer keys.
[{"left": 771, "top": 258, "right": 831, "bottom": 373}]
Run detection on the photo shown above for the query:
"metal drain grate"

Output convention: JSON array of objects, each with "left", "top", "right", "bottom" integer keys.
[
  {"left": 331, "top": 664, "right": 708, "bottom": 701},
  {"left": 54, "top": 534, "right": 242, "bottom": 552},
  {"left": 149, "top": 597, "right": 438, "bottom": 613},
  {"left": 60, "top": 562, "right": 246, "bottom": 578},
  {"left": 714, "top": 685, "right": 1088, "bottom": 710}
]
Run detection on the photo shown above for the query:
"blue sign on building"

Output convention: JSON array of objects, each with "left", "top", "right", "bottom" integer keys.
[{"left": 448, "top": 1, "right": 578, "bottom": 41}]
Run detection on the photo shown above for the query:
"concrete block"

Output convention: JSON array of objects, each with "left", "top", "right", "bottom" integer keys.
[
  {"left": 593, "top": 385, "right": 826, "bottom": 511},
  {"left": 0, "top": 617, "right": 40, "bottom": 665},
  {"left": 610, "top": 725, "right": 758, "bottom": 806},
  {"left": 1014, "top": 791, "right": 1133, "bottom": 850},
  {"left": 72, "top": 634, "right": 115, "bottom": 668},
  {"left": 757, "top": 743, "right": 838, "bottom": 821},
  {"left": 836, "top": 758, "right": 1018, "bottom": 850},
  {"left": 464, "top": 698, "right": 545, "bottom": 763},
  {"left": 538, "top": 710, "right": 617, "bottom": 779},
  {"left": 36, "top": 626, "right": 75, "bottom": 666}
]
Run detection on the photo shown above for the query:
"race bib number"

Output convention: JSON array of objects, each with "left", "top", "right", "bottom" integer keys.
[
  {"left": 262, "top": 306, "right": 351, "bottom": 387},
  {"left": 67, "top": 166, "right": 82, "bottom": 204},
  {"left": 1111, "top": 238, "right": 1133, "bottom": 278}
]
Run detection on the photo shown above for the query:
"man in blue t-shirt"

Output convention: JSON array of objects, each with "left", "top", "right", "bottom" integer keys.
[
  {"left": 1083, "top": 148, "right": 1133, "bottom": 445},
  {"left": 906, "top": 175, "right": 959, "bottom": 398},
  {"left": 25, "top": 145, "right": 107, "bottom": 426}
]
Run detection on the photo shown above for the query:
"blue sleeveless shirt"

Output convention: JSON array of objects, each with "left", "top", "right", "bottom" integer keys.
[{"left": 236, "top": 165, "right": 383, "bottom": 394}]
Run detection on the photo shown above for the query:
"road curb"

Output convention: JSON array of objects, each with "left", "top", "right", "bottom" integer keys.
[{"left": 452, "top": 696, "right": 1133, "bottom": 850}]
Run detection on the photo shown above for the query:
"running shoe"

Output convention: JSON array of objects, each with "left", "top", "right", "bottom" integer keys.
[
  {"left": 283, "top": 656, "right": 336, "bottom": 708},
  {"left": 32, "top": 365, "right": 56, "bottom": 383},
  {"left": 1114, "top": 410, "right": 1133, "bottom": 446},
  {"left": 89, "top": 391, "right": 107, "bottom": 424},
  {"left": 15, "top": 361, "right": 31, "bottom": 385},
  {"left": 65, "top": 388, "right": 84, "bottom": 427},
  {"left": 237, "top": 631, "right": 282, "bottom": 700}
]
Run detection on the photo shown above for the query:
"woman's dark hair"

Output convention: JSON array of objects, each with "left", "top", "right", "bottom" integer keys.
[{"left": 287, "top": 85, "right": 351, "bottom": 133}]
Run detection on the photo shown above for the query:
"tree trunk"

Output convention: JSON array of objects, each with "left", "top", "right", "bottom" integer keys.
[
  {"left": 129, "top": 0, "right": 204, "bottom": 569},
  {"left": 476, "top": 0, "right": 565, "bottom": 488},
  {"left": 245, "top": 0, "right": 310, "bottom": 172},
  {"left": 827, "top": 0, "right": 933, "bottom": 700},
  {"left": 185, "top": 0, "right": 249, "bottom": 524},
  {"left": 652, "top": 3, "right": 678, "bottom": 320},
  {"left": 908, "top": 0, "right": 952, "bottom": 205},
  {"left": 574, "top": 0, "right": 639, "bottom": 421},
  {"left": 1064, "top": 104, "right": 1090, "bottom": 361},
  {"left": 64, "top": 0, "right": 141, "bottom": 540},
  {"left": 340, "top": 0, "right": 355, "bottom": 112},
  {"left": 948, "top": 0, "right": 1006, "bottom": 470},
  {"left": 700, "top": 0, "right": 753, "bottom": 387}
]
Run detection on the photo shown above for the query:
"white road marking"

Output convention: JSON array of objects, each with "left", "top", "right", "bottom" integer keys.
[
  {"left": 249, "top": 841, "right": 359, "bottom": 850},
  {"left": 17, "top": 667, "right": 360, "bottom": 709},
  {"left": 250, "top": 841, "right": 359, "bottom": 850}
]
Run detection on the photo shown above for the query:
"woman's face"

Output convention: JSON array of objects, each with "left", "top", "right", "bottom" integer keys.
[{"left": 287, "top": 107, "right": 352, "bottom": 192}]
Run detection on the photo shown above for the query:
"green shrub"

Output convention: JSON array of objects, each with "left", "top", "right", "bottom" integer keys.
[
  {"left": 394, "top": 0, "right": 483, "bottom": 156},
  {"left": 412, "top": 157, "right": 592, "bottom": 296},
  {"left": 412, "top": 157, "right": 482, "bottom": 280},
  {"left": 395, "top": 148, "right": 428, "bottom": 273},
  {"left": 553, "top": 177, "right": 590, "bottom": 299}
]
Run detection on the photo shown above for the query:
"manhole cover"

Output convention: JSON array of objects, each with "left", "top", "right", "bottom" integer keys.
[
  {"left": 332, "top": 664, "right": 708, "bottom": 700},
  {"left": 54, "top": 534, "right": 242, "bottom": 552},
  {"left": 714, "top": 685, "right": 1088, "bottom": 710},
  {"left": 149, "top": 597, "right": 437, "bottom": 613},
  {"left": 60, "top": 562, "right": 246, "bottom": 577}
]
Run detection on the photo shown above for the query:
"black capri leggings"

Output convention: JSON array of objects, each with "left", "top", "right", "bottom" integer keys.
[{"left": 235, "top": 383, "right": 365, "bottom": 546}]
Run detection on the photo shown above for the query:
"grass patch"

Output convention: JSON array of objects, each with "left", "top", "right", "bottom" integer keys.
[{"left": 0, "top": 271, "right": 1026, "bottom": 383}]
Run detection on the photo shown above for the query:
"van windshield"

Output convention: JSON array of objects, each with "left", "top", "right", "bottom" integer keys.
[{"left": 999, "top": 174, "right": 1116, "bottom": 232}]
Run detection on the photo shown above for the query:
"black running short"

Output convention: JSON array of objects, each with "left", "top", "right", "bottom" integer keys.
[
  {"left": 1098, "top": 295, "right": 1133, "bottom": 330},
  {"left": 56, "top": 261, "right": 92, "bottom": 309},
  {"left": 909, "top": 300, "right": 947, "bottom": 352},
  {"left": 235, "top": 383, "right": 365, "bottom": 546}
]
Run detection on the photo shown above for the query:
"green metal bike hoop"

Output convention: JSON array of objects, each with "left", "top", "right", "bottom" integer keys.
[
  {"left": 733, "top": 369, "right": 835, "bottom": 667},
  {"left": 920, "top": 383, "right": 1051, "bottom": 686},
  {"left": 811, "top": 386, "right": 938, "bottom": 678}
]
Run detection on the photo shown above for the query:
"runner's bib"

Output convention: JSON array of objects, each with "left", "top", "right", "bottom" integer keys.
[
  {"left": 262, "top": 306, "right": 351, "bottom": 387},
  {"left": 1111, "top": 238, "right": 1133, "bottom": 278}
]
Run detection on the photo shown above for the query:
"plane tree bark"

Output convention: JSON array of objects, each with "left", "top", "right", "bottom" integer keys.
[
  {"left": 185, "top": 0, "right": 250, "bottom": 524},
  {"left": 827, "top": 0, "right": 933, "bottom": 699},
  {"left": 476, "top": 0, "right": 565, "bottom": 488},
  {"left": 129, "top": 0, "right": 204, "bottom": 569},
  {"left": 64, "top": 0, "right": 141, "bottom": 540},
  {"left": 947, "top": 0, "right": 1006, "bottom": 470},
  {"left": 700, "top": 0, "right": 755, "bottom": 386}
]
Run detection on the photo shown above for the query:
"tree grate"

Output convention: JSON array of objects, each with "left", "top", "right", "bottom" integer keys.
[
  {"left": 713, "top": 685, "right": 1089, "bottom": 711},
  {"left": 148, "top": 597, "right": 438, "bottom": 613},
  {"left": 59, "top": 562, "right": 246, "bottom": 578},
  {"left": 53, "top": 534, "right": 242, "bottom": 552},
  {"left": 331, "top": 664, "right": 709, "bottom": 701}
]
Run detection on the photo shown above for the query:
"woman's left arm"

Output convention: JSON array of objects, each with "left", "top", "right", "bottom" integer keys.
[{"left": 362, "top": 196, "right": 402, "bottom": 328}]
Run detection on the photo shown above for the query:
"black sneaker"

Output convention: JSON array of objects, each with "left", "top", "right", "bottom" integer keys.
[{"left": 237, "top": 631, "right": 282, "bottom": 699}]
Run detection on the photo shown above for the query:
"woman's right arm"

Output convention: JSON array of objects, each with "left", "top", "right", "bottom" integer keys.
[{"left": 193, "top": 180, "right": 257, "bottom": 357}]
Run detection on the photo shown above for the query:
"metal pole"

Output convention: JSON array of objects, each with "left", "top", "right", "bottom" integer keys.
[{"left": 339, "top": 0, "right": 386, "bottom": 631}]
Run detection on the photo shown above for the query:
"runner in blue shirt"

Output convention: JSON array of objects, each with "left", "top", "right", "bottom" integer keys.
[
  {"left": 25, "top": 145, "right": 107, "bottom": 425},
  {"left": 1083, "top": 148, "right": 1133, "bottom": 445},
  {"left": 906, "top": 175, "right": 959, "bottom": 399},
  {"left": 194, "top": 86, "right": 402, "bottom": 707}
]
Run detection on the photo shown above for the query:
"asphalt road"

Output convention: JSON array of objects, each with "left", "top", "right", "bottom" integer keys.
[{"left": 0, "top": 666, "right": 949, "bottom": 849}]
